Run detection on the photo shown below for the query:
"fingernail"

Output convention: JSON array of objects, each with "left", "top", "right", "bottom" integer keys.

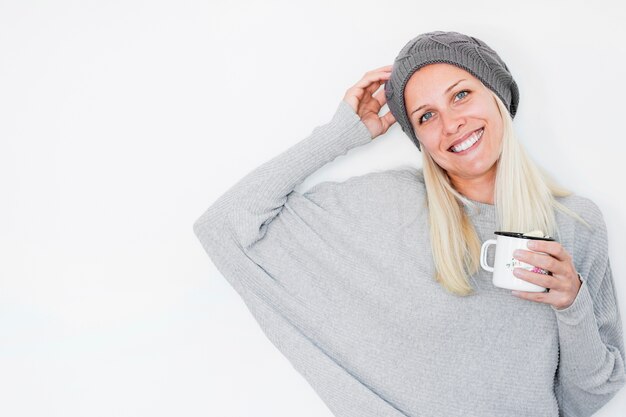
[{"left": 527, "top": 241, "right": 537, "bottom": 249}]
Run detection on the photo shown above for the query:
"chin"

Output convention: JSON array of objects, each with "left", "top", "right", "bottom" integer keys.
[{"left": 445, "top": 159, "right": 498, "bottom": 180}]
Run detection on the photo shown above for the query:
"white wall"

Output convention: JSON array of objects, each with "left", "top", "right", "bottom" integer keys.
[{"left": 1, "top": 0, "right": 624, "bottom": 416}]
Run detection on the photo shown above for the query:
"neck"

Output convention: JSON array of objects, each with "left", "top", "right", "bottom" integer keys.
[{"left": 448, "top": 166, "right": 497, "bottom": 205}]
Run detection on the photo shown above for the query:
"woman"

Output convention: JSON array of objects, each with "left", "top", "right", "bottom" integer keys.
[{"left": 193, "top": 31, "right": 625, "bottom": 416}]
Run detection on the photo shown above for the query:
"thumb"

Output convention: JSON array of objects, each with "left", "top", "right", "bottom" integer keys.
[{"left": 381, "top": 111, "right": 396, "bottom": 133}]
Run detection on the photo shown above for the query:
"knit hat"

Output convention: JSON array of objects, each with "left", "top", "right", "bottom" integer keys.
[{"left": 384, "top": 30, "right": 520, "bottom": 151}]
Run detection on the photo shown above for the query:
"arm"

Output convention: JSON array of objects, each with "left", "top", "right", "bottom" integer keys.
[
  {"left": 191, "top": 101, "right": 404, "bottom": 417},
  {"left": 552, "top": 203, "right": 626, "bottom": 416},
  {"left": 192, "top": 99, "right": 372, "bottom": 301}
]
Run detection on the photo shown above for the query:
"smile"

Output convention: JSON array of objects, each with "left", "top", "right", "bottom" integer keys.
[{"left": 448, "top": 128, "right": 484, "bottom": 154}]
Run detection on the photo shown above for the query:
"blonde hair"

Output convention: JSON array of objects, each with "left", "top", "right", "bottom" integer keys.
[{"left": 421, "top": 92, "right": 591, "bottom": 297}]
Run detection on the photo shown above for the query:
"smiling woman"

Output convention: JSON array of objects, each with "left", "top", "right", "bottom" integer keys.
[
  {"left": 383, "top": 32, "right": 591, "bottom": 299},
  {"left": 194, "top": 30, "right": 625, "bottom": 417}
]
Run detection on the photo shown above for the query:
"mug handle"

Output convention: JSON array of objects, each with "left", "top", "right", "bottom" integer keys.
[{"left": 480, "top": 239, "right": 497, "bottom": 272}]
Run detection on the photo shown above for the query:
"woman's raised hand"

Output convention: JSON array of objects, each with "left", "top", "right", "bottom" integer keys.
[{"left": 343, "top": 65, "right": 396, "bottom": 140}]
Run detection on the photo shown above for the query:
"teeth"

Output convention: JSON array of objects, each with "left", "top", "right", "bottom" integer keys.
[{"left": 450, "top": 128, "right": 483, "bottom": 153}]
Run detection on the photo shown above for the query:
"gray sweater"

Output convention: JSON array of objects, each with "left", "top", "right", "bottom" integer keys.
[{"left": 193, "top": 100, "right": 626, "bottom": 417}]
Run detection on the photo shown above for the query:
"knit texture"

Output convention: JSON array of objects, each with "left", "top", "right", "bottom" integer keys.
[
  {"left": 384, "top": 31, "right": 520, "bottom": 151},
  {"left": 193, "top": 100, "right": 625, "bottom": 417}
]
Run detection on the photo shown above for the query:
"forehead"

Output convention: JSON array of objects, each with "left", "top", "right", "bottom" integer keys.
[
  {"left": 406, "top": 63, "right": 476, "bottom": 90},
  {"left": 404, "top": 63, "right": 480, "bottom": 109}
]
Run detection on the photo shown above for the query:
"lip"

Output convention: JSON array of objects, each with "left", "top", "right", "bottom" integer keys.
[{"left": 447, "top": 128, "right": 484, "bottom": 151}]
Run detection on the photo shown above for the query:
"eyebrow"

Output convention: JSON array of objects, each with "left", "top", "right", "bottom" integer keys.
[{"left": 409, "top": 79, "right": 467, "bottom": 116}]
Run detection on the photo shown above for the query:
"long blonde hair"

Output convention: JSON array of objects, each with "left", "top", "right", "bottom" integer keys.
[{"left": 421, "top": 92, "right": 590, "bottom": 297}]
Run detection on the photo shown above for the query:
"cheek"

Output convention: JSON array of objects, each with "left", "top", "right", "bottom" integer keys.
[
  {"left": 417, "top": 135, "right": 442, "bottom": 155},
  {"left": 488, "top": 114, "right": 504, "bottom": 145},
  {"left": 421, "top": 141, "right": 453, "bottom": 167},
  {"left": 413, "top": 124, "right": 439, "bottom": 148}
]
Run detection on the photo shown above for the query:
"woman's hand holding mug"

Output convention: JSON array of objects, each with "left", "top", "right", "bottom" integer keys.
[
  {"left": 343, "top": 65, "right": 396, "bottom": 140},
  {"left": 511, "top": 240, "right": 583, "bottom": 311},
  {"left": 480, "top": 232, "right": 582, "bottom": 311}
]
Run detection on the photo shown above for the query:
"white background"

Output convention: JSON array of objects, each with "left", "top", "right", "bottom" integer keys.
[{"left": 1, "top": 0, "right": 625, "bottom": 416}]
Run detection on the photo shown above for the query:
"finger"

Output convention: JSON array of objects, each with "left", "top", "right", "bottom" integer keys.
[
  {"left": 377, "top": 110, "right": 397, "bottom": 134},
  {"left": 511, "top": 289, "right": 552, "bottom": 304},
  {"left": 345, "top": 69, "right": 393, "bottom": 110},
  {"left": 381, "top": 111, "right": 396, "bottom": 130},
  {"left": 526, "top": 240, "right": 570, "bottom": 262},
  {"left": 365, "top": 80, "right": 384, "bottom": 97},
  {"left": 372, "top": 87, "right": 387, "bottom": 107},
  {"left": 348, "top": 81, "right": 387, "bottom": 106},
  {"left": 366, "top": 73, "right": 392, "bottom": 97},
  {"left": 513, "top": 267, "right": 558, "bottom": 290},
  {"left": 368, "top": 64, "right": 393, "bottom": 73},
  {"left": 514, "top": 250, "right": 560, "bottom": 275},
  {"left": 352, "top": 70, "right": 392, "bottom": 93}
]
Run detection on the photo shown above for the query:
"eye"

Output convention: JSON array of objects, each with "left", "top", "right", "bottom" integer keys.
[
  {"left": 455, "top": 90, "right": 469, "bottom": 101},
  {"left": 419, "top": 112, "right": 433, "bottom": 124},
  {"left": 418, "top": 90, "right": 470, "bottom": 125}
]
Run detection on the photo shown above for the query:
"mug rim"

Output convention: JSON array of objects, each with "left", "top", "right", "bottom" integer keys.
[{"left": 494, "top": 231, "right": 555, "bottom": 241}]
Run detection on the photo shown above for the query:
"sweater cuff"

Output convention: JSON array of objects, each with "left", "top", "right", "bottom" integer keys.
[
  {"left": 551, "top": 274, "right": 593, "bottom": 324},
  {"left": 330, "top": 100, "right": 373, "bottom": 141}
]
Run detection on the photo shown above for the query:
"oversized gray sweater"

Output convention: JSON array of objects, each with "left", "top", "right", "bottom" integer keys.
[{"left": 193, "top": 100, "right": 626, "bottom": 417}]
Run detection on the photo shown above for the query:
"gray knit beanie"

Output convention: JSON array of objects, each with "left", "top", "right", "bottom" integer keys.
[{"left": 384, "top": 31, "right": 519, "bottom": 151}]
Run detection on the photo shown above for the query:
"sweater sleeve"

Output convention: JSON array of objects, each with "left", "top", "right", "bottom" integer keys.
[
  {"left": 191, "top": 100, "right": 390, "bottom": 417},
  {"left": 193, "top": 98, "right": 372, "bottom": 290},
  {"left": 551, "top": 201, "right": 626, "bottom": 416}
]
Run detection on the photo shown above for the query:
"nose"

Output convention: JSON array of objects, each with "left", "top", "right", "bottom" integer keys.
[{"left": 441, "top": 109, "right": 465, "bottom": 137}]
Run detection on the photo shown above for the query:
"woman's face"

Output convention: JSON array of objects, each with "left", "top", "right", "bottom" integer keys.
[{"left": 404, "top": 63, "right": 503, "bottom": 183}]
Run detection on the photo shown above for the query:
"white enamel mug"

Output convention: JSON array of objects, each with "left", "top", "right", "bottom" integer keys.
[{"left": 480, "top": 231, "right": 554, "bottom": 292}]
